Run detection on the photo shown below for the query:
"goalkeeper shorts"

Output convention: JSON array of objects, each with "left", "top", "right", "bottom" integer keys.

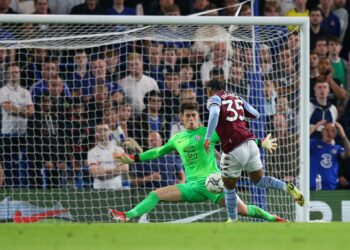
[{"left": 176, "top": 180, "right": 224, "bottom": 204}]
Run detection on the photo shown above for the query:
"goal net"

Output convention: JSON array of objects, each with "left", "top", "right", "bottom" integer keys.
[{"left": 0, "top": 15, "right": 309, "bottom": 223}]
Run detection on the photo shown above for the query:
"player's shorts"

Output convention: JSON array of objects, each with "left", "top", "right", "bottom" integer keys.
[
  {"left": 176, "top": 180, "right": 224, "bottom": 204},
  {"left": 220, "top": 140, "right": 263, "bottom": 178}
]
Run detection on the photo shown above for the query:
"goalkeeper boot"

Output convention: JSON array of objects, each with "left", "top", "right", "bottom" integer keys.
[
  {"left": 274, "top": 215, "right": 288, "bottom": 222},
  {"left": 287, "top": 183, "right": 305, "bottom": 207},
  {"left": 108, "top": 209, "right": 127, "bottom": 223}
]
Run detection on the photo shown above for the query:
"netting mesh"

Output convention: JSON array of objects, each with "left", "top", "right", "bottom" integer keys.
[{"left": 0, "top": 20, "right": 302, "bottom": 222}]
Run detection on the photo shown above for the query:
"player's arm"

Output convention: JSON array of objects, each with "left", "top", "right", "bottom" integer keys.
[
  {"left": 204, "top": 95, "right": 221, "bottom": 151},
  {"left": 114, "top": 141, "right": 175, "bottom": 164},
  {"left": 239, "top": 96, "right": 260, "bottom": 119}
]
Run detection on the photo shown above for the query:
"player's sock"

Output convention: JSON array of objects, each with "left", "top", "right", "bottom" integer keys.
[
  {"left": 125, "top": 191, "right": 160, "bottom": 219},
  {"left": 255, "top": 176, "right": 287, "bottom": 191},
  {"left": 247, "top": 205, "right": 276, "bottom": 222},
  {"left": 224, "top": 188, "right": 238, "bottom": 220}
]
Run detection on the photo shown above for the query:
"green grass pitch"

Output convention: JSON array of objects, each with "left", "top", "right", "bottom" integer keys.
[{"left": 0, "top": 223, "right": 348, "bottom": 250}]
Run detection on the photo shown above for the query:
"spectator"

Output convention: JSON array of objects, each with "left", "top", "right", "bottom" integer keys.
[
  {"left": 228, "top": 64, "right": 249, "bottom": 100},
  {"left": 70, "top": 0, "right": 105, "bottom": 15},
  {"left": 263, "top": 79, "right": 277, "bottom": 132},
  {"left": 30, "top": 58, "right": 71, "bottom": 103},
  {"left": 310, "top": 7, "right": 326, "bottom": 50},
  {"left": 220, "top": 0, "right": 240, "bottom": 16},
  {"left": 147, "top": 0, "right": 175, "bottom": 15},
  {"left": 106, "top": 0, "right": 136, "bottom": 15},
  {"left": 310, "top": 51, "right": 320, "bottom": 98},
  {"left": 27, "top": 93, "right": 68, "bottom": 188},
  {"left": 119, "top": 53, "right": 159, "bottom": 113},
  {"left": 87, "top": 57, "right": 124, "bottom": 103},
  {"left": 180, "top": 64, "right": 196, "bottom": 91},
  {"left": 144, "top": 42, "right": 165, "bottom": 89},
  {"left": 162, "top": 69, "right": 181, "bottom": 125},
  {"left": 105, "top": 47, "right": 122, "bottom": 83},
  {"left": 262, "top": 1, "right": 282, "bottom": 16},
  {"left": 285, "top": 0, "right": 308, "bottom": 17},
  {"left": 285, "top": 0, "right": 309, "bottom": 31},
  {"left": 310, "top": 122, "right": 350, "bottom": 190},
  {"left": 20, "top": 48, "right": 48, "bottom": 89},
  {"left": 332, "top": 0, "right": 348, "bottom": 42},
  {"left": 169, "top": 89, "right": 200, "bottom": 137},
  {"left": 328, "top": 36, "right": 348, "bottom": 88},
  {"left": 163, "top": 45, "right": 178, "bottom": 74},
  {"left": 317, "top": 57, "right": 347, "bottom": 107},
  {"left": 66, "top": 99, "right": 92, "bottom": 187},
  {"left": 314, "top": 36, "right": 328, "bottom": 59},
  {"left": 48, "top": 0, "right": 84, "bottom": 14},
  {"left": 265, "top": 113, "right": 299, "bottom": 181},
  {"left": 0, "top": 0, "right": 17, "bottom": 14},
  {"left": 0, "top": 63, "right": 34, "bottom": 187},
  {"left": 65, "top": 49, "right": 90, "bottom": 97},
  {"left": 200, "top": 42, "right": 232, "bottom": 85},
  {"left": 103, "top": 108, "right": 126, "bottom": 146},
  {"left": 131, "top": 90, "right": 167, "bottom": 150},
  {"left": 310, "top": 79, "right": 338, "bottom": 139},
  {"left": 239, "top": 3, "right": 251, "bottom": 16},
  {"left": 87, "top": 84, "right": 111, "bottom": 128},
  {"left": 276, "top": 95, "right": 296, "bottom": 132},
  {"left": 129, "top": 131, "right": 184, "bottom": 189},
  {"left": 33, "top": 0, "right": 49, "bottom": 14},
  {"left": 319, "top": 0, "right": 341, "bottom": 37},
  {"left": 259, "top": 44, "right": 274, "bottom": 76},
  {"left": 88, "top": 123, "right": 129, "bottom": 190},
  {"left": 193, "top": 0, "right": 209, "bottom": 13}
]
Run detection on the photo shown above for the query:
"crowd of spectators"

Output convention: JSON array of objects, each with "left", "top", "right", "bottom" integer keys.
[{"left": 0, "top": 0, "right": 349, "bottom": 191}]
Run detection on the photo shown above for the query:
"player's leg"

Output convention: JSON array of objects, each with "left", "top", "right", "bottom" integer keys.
[
  {"left": 218, "top": 196, "right": 283, "bottom": 222},
  {"left": 220, "top": 151, "right": 243, "bottom": 222},
  {"left": 246, "top": 141, "right": 304, "bottom": 206},
  {"left": 109, "top": 185, "right": 182, "bottom": 222}
]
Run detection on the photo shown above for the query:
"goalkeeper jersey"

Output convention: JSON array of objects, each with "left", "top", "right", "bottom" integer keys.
[{"left": 139, "top": 127, "right": 220, "bottom": 182}]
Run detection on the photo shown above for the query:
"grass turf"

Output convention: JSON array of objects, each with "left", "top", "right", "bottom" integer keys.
[{"left": 0, "top": 222, "right": 348, "bottom": 250}]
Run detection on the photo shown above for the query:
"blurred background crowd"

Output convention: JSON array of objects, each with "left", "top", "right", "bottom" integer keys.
[{"left": 0, "top": 0, "right": 349, "bottom": 192}]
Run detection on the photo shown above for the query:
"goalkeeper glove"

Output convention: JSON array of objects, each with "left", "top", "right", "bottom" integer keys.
[
  {"left": 261, "top": 134, "right": 277, "bottom": 154},
  {"left": 113, "top": 153, "right": 136, "bottom": 164}
]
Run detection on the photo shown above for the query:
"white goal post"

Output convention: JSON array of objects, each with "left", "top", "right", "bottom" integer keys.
[{"left": 0, "top": 15, "right": 309, "bottom": 222}]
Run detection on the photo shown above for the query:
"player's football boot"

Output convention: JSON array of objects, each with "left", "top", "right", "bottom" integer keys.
[
  {"left": 225, "top": 218, "right": 238, "bottom": 223},
  {"left": 287, "top": 183, "right": 305, "bottom": 206},
  {"left": 274, "top": 215, "right": 288, "bottom": 222},
  {"left": 108, "top": 209, "right": 127, "bottom": 222}
]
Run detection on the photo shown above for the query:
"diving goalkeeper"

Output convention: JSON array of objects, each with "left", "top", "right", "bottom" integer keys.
[{"left": 109, "top": 102, "right": 286, "bottom": 222}]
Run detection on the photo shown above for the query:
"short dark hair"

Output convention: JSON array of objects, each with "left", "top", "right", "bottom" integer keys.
[
  {"left": 206, "top": 79, "right": 226, "bottom": 91},
  {"left": 180, "top": 102, "right": 199, "bottom": 114},
  {"left": 143, "top": 90, "right": 163, "bottom": 105},
  {"left": 310, "top": 6, "right": 322, "bottom": 14}
]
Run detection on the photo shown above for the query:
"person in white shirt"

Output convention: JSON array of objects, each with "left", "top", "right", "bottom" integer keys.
[
  {"left": 119, "top": 53, "right": 159, "bottom": 113},
  {"left": 0, "top": 63, "right": 34, "bottom": 187},
  {"left": 88, "top": 123, "right": 129, "bottom": 190},
  {"left": 200, "top": 42, "right": 232, "bottom": 85}
]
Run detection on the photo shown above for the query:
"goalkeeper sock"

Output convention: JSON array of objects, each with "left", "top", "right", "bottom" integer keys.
[
  {"left": 224, "top": 188, "right": 238, "bottom": 220},
  {"left": 126, "top": 191, "right": 160, "bottom": 219},
  {"left": 247, "top": 205, "right": 276, "bottom": 222},
  {"left": 255, "top": 176, "right": 287, "bottom": 191}
]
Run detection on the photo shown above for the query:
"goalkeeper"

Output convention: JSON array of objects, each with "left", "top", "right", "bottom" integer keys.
[{"left": 109, "top": 102, "right": 286, "bottom": 222}]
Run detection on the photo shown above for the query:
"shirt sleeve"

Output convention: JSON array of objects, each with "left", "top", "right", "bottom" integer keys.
[
  {"left": 239, "top": 96, "right": 260, "bottom": 119},
  {"left": 140, "top": 136, "right": 175, "bottom": 161},
  {"left": 25, "top": 90, "right": 34, "bottom": 106},
  {"left": 87, "top": 149, "right": 97, "bottom": 166},
  {"left": 206, "top": 95, "right": 221, "bottom": 111},
  {"left": 205, "top": 104, "right": 220, "bottom": 140}
]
